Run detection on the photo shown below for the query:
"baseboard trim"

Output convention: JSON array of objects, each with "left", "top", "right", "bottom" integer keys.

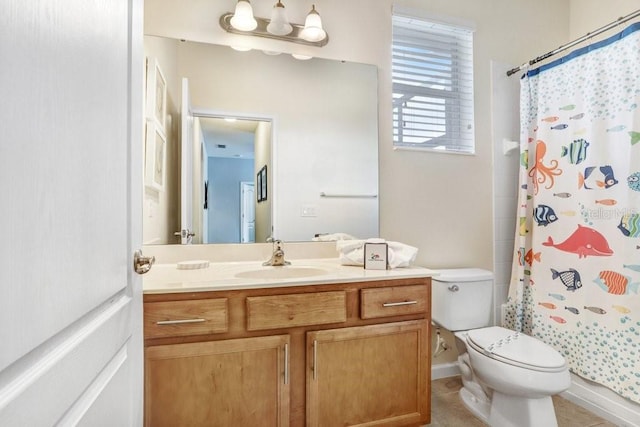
[
  {"left": 431, "top": 362, "right": 460, "bottom": 380},
  {"left": 561, "top": 374, "right": 640, "bottom": 427}
]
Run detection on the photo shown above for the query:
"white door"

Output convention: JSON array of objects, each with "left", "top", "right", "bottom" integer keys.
[
  {"left": 241, "top": 182, "right": 256, "bottom": 243},
  {"left": 0, "top": 0, "right": 144, "bottom": 425},
  {"left": 180, "top": 78, "right": 195, "bottom": 244}
]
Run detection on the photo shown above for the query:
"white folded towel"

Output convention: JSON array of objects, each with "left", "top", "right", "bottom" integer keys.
[
  {"left": 312, "top": 232, "right": 358, "bottom": 242},
  {"left": 336, "top": 238, "right": 418, "bottom": 269}
]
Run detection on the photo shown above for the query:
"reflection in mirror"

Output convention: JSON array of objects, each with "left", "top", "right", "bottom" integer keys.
[
  {"left": 197, "top": 116, "right": 272, "bottom": 244},
  {"left": 142, "top": 35, "right": 379, "bottom": 245}
]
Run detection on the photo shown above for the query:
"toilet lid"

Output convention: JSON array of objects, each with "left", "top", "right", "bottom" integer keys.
[{"left": 466, "top": 326, "right": 567, "bottom": 372}]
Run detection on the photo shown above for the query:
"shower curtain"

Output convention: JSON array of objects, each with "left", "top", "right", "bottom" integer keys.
[{"left": 505, "top": 22, "right": 640, "bottom": 403}]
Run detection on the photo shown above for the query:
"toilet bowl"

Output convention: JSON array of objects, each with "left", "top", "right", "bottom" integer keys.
[{"left": 431, "top": 269, "right": 571, "bottom": 427}]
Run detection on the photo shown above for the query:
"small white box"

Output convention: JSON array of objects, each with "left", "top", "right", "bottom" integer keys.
[{"left": 364, "top": 243, "right": 388, "bottom": 270}]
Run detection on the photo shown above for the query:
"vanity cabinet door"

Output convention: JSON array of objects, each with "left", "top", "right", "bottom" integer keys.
[
  {"left": 145, "top": 335, "right": 290, "bottom": 427},
  {"left": 306, "top": 320, "right": 429, "bottom": 427}
]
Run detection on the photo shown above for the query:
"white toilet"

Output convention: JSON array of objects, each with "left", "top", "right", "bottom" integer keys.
[{"left": 432, "top": 268, "right": 571, "bottom": 427}]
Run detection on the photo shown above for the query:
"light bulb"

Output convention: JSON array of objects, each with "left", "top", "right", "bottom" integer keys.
[
  {"left": 266, "top": 1, "right": 293, "bottom": 36},
  {"left": 230, "top": 0, "right": 257, "bottom": 31},
  {"left": 292, "top": 53, "right": 313, "bottom": 60},
  {"left": 300, "top": 5, "right": 326, "bottom": 42}
]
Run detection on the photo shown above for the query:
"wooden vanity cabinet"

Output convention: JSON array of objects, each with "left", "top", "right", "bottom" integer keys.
[
  {"left": 307, "top": 320, "right": 429, "bottom": 427},
  {"left": 145, "top": 335, "right": 290, "bottom": 427},
  {"left": 143, "top": 277, "right": 431, "bottom": 427}
]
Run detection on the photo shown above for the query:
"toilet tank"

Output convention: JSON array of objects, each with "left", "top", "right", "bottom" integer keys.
[{"left": 431, "top": 268, "right": 494, "bottom": 331}]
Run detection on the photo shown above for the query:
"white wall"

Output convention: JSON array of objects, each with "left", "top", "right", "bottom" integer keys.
[
  {"left": 490, "top": 61, "right": 521, "bottom": 326},
  {"left": 144, "top": 0, "right": 570, "bottom": 265},
  {"left": 570, "top": 0, "right": 638, "bottom": 39},
  {"left": 143, "top": 36, "right": 181, "bottom": 244}
]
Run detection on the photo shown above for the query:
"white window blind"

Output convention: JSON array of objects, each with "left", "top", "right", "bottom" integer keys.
[{"left": 392, "top": 14, "right": 475, "bottom": 154}]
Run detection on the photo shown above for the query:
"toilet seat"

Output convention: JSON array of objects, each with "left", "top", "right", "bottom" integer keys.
[{"left": 465, "top": 327, "right": 566, "bottom": 372}]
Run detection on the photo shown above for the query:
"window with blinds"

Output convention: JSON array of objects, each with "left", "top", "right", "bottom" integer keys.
[{"left": 392, "top": 14, "right": 475, "bottom": 154}]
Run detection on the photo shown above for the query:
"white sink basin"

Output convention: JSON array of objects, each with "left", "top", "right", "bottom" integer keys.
[{"left": 234, "top": 266, "right": 328, "bottom": 280}]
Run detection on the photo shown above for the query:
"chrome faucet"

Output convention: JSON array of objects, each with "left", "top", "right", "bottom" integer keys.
[{"left": 263, "top": 240, "right": 291, "bottom": 266}]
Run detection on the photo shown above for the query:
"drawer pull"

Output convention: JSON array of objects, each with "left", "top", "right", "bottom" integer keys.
[
  {"left": 382, "top": 300, "right": 418, "bottom": 307},
  {"left": 313, "top": 339, "right": 318, "bottom": 380},
  {"left": 156, "top": 318, "right": 206, "bottom": 325},
  {"left": 284, "top": 343, "right": 289, "bottom": 385}
]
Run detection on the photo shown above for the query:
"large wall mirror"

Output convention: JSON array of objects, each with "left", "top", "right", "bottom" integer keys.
[{"left": 143, "top": 35, "right": 379, "bottom": 245}]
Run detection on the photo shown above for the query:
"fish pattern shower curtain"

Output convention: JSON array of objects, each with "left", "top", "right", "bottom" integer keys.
[{"left": 505, "top": 22, "right": 640, "bottom": 403}]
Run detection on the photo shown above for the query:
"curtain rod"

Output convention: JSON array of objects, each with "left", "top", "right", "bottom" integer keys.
[{"left": 506, "top": 8, "right": 640, "bottom": 77}]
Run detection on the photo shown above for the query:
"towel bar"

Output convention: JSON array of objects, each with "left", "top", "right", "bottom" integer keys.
[{"left": 319, "top": 192, "right": 378, "bottom": 199}]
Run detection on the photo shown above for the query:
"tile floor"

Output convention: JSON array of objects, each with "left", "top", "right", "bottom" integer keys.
[{"left": 427, "top": 377, "right": 618, "bottom": 427}]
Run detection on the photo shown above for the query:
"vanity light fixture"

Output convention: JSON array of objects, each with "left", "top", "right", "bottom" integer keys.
[{"left": 220, "top": 1, "right": 328, "bottom": 47}]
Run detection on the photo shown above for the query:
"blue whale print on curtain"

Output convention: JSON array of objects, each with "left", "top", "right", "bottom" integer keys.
[{"left": 505, "top": 23, "right": 640, "bottom": 403}]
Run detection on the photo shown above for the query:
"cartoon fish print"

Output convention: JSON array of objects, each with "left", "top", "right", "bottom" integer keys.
[
  {"left": 553, "top": 192, "right": 572, "bottom": 198},
  {"left": 565, "top": 306, "right": 580, "bottom": 315},
  {"left": 624, "top": 264, "right": 640, "bottom": 273},
  {"left": 595, "top": 199, "right": 617, "bottom": 205},
  {"left": 612, "top": 305, "right": 631, "bottom": 314},
  {"left": 524, "top": 249, "right": 541, "bottom": 266},
  {"left": 559, "top": 104, "right": 576, "bottom": 111},
  {"left": 628, "top": 172, "right": 640, "bottom": 192},
  {"left": 606, "top": 125, "right": 626, "bottom": 132},
  {"left": 541, "top": 116, "right": 559, "bottom": 122},
  {"left": 618, "top": 213, "right": 640, "bottom": 238},
  {"left": 519, "top": 217, "right": 528, "bottom": 236},
  {"left": 560, "top": 139, "right": 589, "bottom": 164},
  {"left": 550, "top": 316, "right": 566, "bottom": 324},
  {"left": 548, "top": 293, "right": 566, "bottom": 301},
  {"left": 551, "top": 124, "right": 569, "bottom": 130},
  {"left": 569, "top": 113, "right": 584, "bottom": 120},
  {"left": 594, "top": 270, "right": 640, "bottom": 295},
  {"left": 538, "top": 302, "right": 556, "bottom": 309},
  {"left": 544, "top": 225, "right": 613, "bottom": 258},
  {"left": 533, "top": 205, "right": 558, "bottom": 226},
  {"left": 584, "top": 306, "right": 606, "bottom": 315},
  {"left": 630, "top": 131, "right": 640, "bottom": 145},
  {"left": 551, "top": 268, "right": 583, "bottom": 291},
  {"left": 517, "top": 247, "right": 526, "bottom": 266},
  {"left": 578, "top": 165, "right": 619, "bottom": 190}
]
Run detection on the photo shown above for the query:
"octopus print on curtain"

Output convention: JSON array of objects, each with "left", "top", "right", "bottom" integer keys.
[{"left": 505, "top": 22, "right": 640, "bottom": 403}]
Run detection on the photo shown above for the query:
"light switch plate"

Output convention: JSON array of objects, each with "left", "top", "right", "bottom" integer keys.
[{"left": 301, "top": 205, "right": 317, "bottom": 217}]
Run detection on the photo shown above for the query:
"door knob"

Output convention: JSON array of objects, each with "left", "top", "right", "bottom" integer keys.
[{"left": 133, "top": 250, "right": 155, "bottom": 275}]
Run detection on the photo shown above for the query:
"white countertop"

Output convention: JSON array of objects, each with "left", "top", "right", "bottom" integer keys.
[{"left": 143, "top": 258, "right": 436, "bottom": 294}]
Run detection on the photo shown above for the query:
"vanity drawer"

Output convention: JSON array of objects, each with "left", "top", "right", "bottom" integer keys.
[
  {"left": 246, "top": 291, "right": 346, "bottom": 331},
  {"left": 144, "top": 299, "right": 228, "bottom": 339},
  {"left": 360, "top": 285, "right": 428, "bottom": 319}
]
